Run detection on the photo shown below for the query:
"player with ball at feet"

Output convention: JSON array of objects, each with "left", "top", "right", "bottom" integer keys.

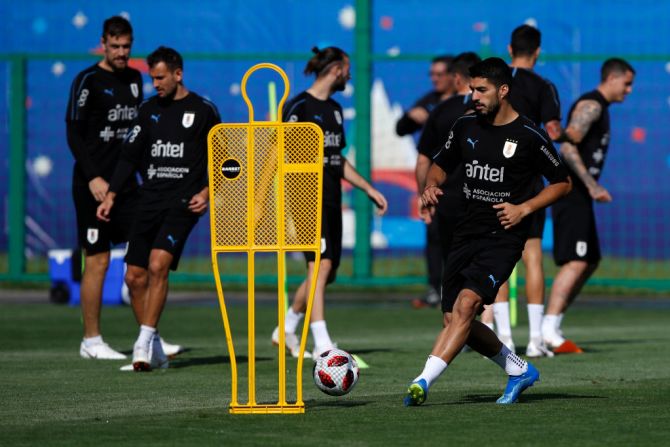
[{"left": 404, "top": 58, "right": 571, "bottom": 406}]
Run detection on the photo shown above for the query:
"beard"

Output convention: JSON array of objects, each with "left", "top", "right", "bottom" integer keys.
[
  {"left": 475, "top": 100, "right": 501, "bottom": 123},
  {"left": 332, "top": 75, "right": 347, "bottom": 93}
]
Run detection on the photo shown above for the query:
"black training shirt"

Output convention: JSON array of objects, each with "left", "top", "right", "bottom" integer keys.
[
  {"left": 508, "top": 67, "right": 561, "bottom": 126},
  {"left": 566, "top": 90, "right": 610, "bottom": 185},
  {"left": 418, "top": 93, "right": 474, "bottom": 215},
  {"left": 396, "top": 90, "right": 443, "bottom": 136},
  {"left": 433, "top": 114, "right": 568, "bottom": 236},
  {"left": 110, "top": 92, "right": 221, "bottom": 210},
  {"left": 66, "top": 64, "right": 143, "bottom": 185},
  {"left": 283, "top": 91, "right": 346, "bottom": 208}
]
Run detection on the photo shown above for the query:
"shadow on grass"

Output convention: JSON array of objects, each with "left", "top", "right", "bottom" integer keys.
[
  {"left": 170, "top": 355, "right": 273, "bottom": 368},
  {"left": 438, "top": 392, "right": 607, "bottom": 405},
  {"left": 305, "top": 399, "right": 369, "bottom": 409}
]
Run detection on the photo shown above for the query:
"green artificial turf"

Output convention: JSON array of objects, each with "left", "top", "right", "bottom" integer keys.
[{"left": 1, "top": 298, "right": 669, "bottom": 446}]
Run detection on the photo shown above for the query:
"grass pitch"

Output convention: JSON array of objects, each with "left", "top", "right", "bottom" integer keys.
[{"left": 1, "top": 296, "right": 669, "bottom": 446}]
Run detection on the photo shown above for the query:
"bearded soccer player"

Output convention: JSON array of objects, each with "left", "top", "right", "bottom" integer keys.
[
  {"left": 97, "top": 47, "right": 221, "bottom": 371},
  {"left": 66, "top": 16, "right": 146, "bottom": 360},
  {"left": 404, "top": 58, "right": 571, "bottom": 406},
  {"left": 270, "top": 46, "right": 388, "bottom": 358},
  {"left": 542, "top": 58, "right": 635, "bottom": 353}
]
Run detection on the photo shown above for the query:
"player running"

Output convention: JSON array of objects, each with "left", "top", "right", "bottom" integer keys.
[
  {"left": 542, "top": 58, "right": 635, "bottom": 353},
  {"left": 271, "top": 46, "right": 388, "bottom": 358}
]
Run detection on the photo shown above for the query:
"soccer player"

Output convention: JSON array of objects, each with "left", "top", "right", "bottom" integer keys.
[
  {"left": 97, "top": 47, "right": 221, "bottom": 371},
  {"left": 396, "top": 55, "right": 455, "bottom": 308},
  {"left": 415, "top": 51, "right": 480, "bottom": 275},
  {"left": 542, "top": 58, "right": 635, "bottom": 353},
  {"left": 66, "top": 16, "right": 143, "bottom": 360},
  {"left": 271, "top": 46, "right": 388, "bottom": 358},
  {"left": 404, "top": 58, "right": 571, "bottom": 406},
  {"left": 487, "top": 24, "right": 567, "bottom": 357}
]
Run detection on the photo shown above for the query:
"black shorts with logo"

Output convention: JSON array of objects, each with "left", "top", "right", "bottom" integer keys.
[
  {"left": 304, "top": 205, "right": 342, "bottom": 271},
  {"left": 441, "top": 231, "right": 526, "bottom": 313},
  {"left": 125, "top": 204, "right": 200, "bottom": 271},
  {"left": 72, "top": 182, "right": 138, "bottom": 256},
  {"left": 552, "top": 187, "right": 601, "bottom": 265}
]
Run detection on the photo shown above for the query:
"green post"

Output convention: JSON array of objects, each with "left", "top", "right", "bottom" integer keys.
[
  {"left": 8, "top": 56, "right": 26, "bottom": 277},
  {"left": 353, "top": 0, "right": 372, "bottom": 279}
]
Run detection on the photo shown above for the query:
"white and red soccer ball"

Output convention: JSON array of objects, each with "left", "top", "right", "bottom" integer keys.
[{"left": 313, "top": 348, "right": 360, "bottom": 396}]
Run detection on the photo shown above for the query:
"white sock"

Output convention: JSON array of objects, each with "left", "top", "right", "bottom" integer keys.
[
  {"left": 493, "top": 302, "right": 512, "bottom": 337},
  {"left": 284, "top": 308, "right": 304, "bottom": 334},
  {"left": 542, "top": 314, "right": 558, "bottom": 336},
  {"left": 83, "top": 335, "right": 103, "bottom": 347},
  {"left": 556, "top": 313, "right": 565, "bottom": 330},
  {"left": 310, "top": 320, "right": 333, "bottom": 348},
  {"left": 527, "top": 304, "right": 544, "bottom": 340},
  {"left": 489, "top": 344, "right": 528, "bottom": 376},
  {"left": 137, "top": 325, "right": 156, "bottom": 350},
  {"left": 413, "top": 355, "right": 448, "bottom": 388}
]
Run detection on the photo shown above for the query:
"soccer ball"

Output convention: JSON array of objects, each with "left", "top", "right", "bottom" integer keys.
[{"left": 313, "top": 348, "right": 359, "bottom": 396}]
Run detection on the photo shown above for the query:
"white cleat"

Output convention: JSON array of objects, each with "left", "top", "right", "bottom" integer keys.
[
  {"left": 159, "top": 338, "right": 183, "bottom": 357},
  {"left": 526, "top": 339, "right": 555, "bottom": 358},
  {"left": 499, "top": 335, "right": 516, "bottom": 353},
  {"left": 271, "top": 327, "right": 311, "bottom": 359},
  {"left": 80, "top": 341, "right": 127, "bottom": 360},
  {"left": 132, "top": 341, "right": 151, "bottom": 372},
  {"left": 150, "top": 335, "right": 169, "bottom": 369}
]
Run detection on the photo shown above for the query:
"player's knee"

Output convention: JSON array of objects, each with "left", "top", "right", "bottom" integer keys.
[
  {"left": 84, "top": 253, "right": 110, "bottom": 275},
  {"left": 453, "top": 292, "right": 482, "bottom": 320},
  {"left": 326, "top": 269, "right": 337, "bottom": 284},
  {"left": 148, "top": 259, "right": 170, "bottom": 279},
  {"left": 125, "top": 267, "right": 147, "bottom": 290}
]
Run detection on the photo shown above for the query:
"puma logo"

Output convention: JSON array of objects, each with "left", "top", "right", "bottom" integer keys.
[{"left": 488, "top": 274, "right": 500, "bottom": 288}]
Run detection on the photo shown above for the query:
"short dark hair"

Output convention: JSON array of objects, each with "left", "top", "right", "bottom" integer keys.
[
  {"left": 448, "top": 52, "right": 481, "bottom": 78},
  {"left": 304, "top": 46, "right": 348, "bottom": 77},
  {"left": 469, "top": 57, "right": 513, "bottom": 89},
  {"left": 147, "top": 46, "right": 184, "bottom": 71},
  {"left": 510, "top": 24, "right": 541, "bottom": 57},
  {"left": 102, "top": 16, "right": 133, "bottom": 39},
  {"left": 601, "top": 58, "right": 635, "bottom": 82},
  {"left": 432, "top": 55, "right": 454, "bottom": 66}
]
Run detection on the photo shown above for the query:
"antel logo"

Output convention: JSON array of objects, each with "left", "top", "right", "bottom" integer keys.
[{"left": 221, "top": 159, "right": 242, "bottom": 180}]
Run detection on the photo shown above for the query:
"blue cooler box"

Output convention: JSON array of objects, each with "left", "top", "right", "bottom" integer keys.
[{"left": 48, "top": 249, "right": 126, "bottom": 306}]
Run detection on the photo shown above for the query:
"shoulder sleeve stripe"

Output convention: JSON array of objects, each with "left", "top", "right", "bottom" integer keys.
[
  {"left": 69, "top": 71, "right": 95, "bottom": 120},
  {"left": 512, "top": 67, "right": 518, "bottom": 78},
  {"left": 201, "top": 98, "right": 221, "bottom": 120},
  {"left": 283, "top": 98, "right": 306, "bottom": 120},
  {"left": 523, "top": 124, "right": 549, "bottom": 144}
]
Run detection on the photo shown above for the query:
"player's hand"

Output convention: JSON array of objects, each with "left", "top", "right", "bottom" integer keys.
[
  {"left": 418, "top": 196, "right": 435, "bottom": 224},
  {"left": 421, "top": 185, "right": 443, "bottom": 209},
  {"left": 493, "top": 202, "right": 530, "bottom": 230},
  {"left": 88, "top": 177, "right": 109, "bottom": 202},
  {"left": 188, "top": 191, "right": 209, "bottom": 215},
  {"left": 367, "top": 188, "right": 388, "bottom": 216},
  {"left": 408, "top": 107, "right": 429, "bottom": 125},
  {"left": 589, "top": 184, "right": 612, "bottom": 203},
  {"left": 96, "top": 192, "right": 116, "bottom": 222}
]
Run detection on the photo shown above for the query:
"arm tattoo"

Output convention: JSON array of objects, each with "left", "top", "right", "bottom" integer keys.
[
  {"left": 568, "top": 100, "right": 602, "bottom": 139},
  {"left": 560, "top": 142, "right": 598, "bottom": 190}
]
